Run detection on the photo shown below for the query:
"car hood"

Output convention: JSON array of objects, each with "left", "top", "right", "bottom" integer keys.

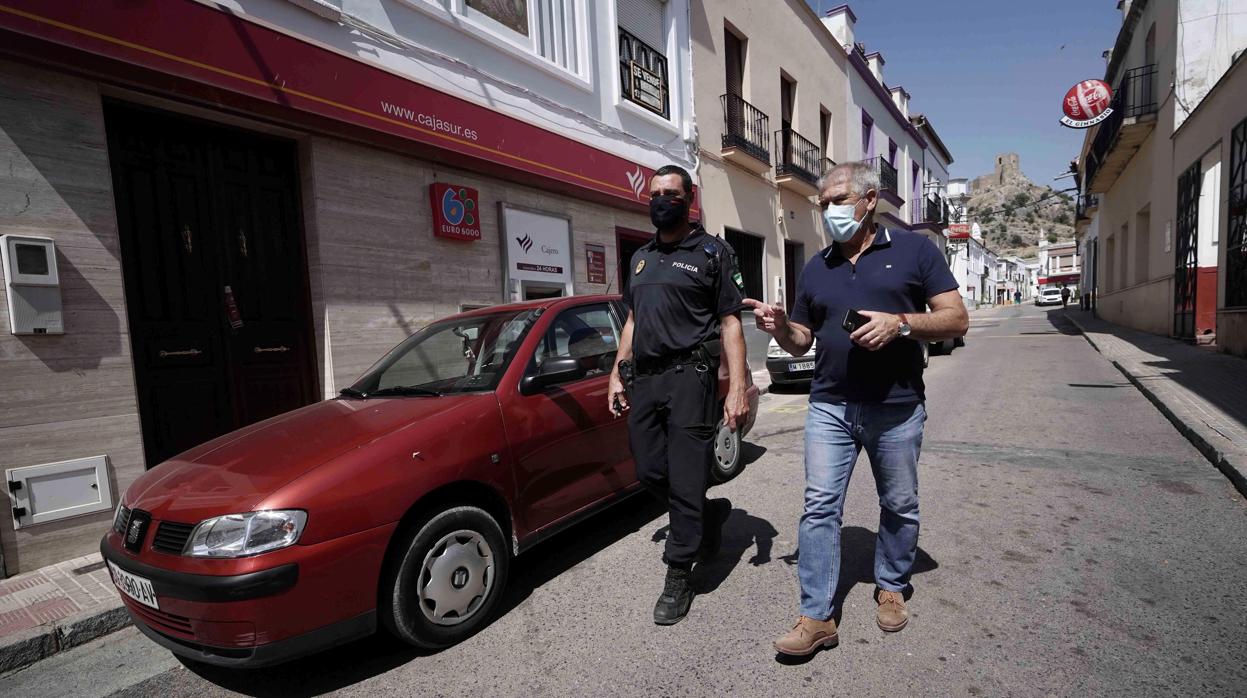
[{"left": 123, "top": 394, "right": 491, "bottom": 521}]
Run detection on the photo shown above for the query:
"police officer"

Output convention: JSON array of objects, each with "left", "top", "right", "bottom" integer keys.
[{"left": 608, "top": 165, "right": 751, "bottom": 625}]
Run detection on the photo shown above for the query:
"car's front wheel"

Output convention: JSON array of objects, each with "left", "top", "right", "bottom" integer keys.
[
  {"left": 380, "top": 505, "right": 510, "bottom": 649},
  {"left": 710, "top": 416, "right": 744, "bottom": 484}
]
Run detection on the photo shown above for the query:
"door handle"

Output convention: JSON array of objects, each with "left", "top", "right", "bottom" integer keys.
[
  {"left": 254, "top": 345, "right": 291, "bottom": 354},
  {"left": 158, "top": 348, "right": 203, "bottom": 358}
]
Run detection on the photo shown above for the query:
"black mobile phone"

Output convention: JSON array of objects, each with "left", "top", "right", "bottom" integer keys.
[{"left": 842, "top": 309, "right": 869, "bottom": 333}]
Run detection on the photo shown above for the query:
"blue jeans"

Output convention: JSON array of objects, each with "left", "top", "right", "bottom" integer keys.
[{"left": 798, "top": 400, "right": 926, "bottom": 620}]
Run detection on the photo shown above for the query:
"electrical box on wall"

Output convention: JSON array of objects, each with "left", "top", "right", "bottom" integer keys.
[
  {"left": 1, "top": 234, "right": 64, "bottom": 335},
  {"left": 7, "top": 455, "right": 113, "bottom": 529}
]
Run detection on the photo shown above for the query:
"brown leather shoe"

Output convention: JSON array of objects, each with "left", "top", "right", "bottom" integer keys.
[
  {"left": 773, "top": 616, "right": 839, "bottom": 656},
  {"left": 876, "top": 589, "right": 909, "bottom": 632}
]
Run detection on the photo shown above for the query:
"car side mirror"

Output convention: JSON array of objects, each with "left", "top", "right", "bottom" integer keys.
[{"left": 520, "top": 356, "right": 587, "bottom": 395}]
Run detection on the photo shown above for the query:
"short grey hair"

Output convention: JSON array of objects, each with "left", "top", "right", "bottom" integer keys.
[{"left": 819, "top": 161, "right": 880, "bottom": 198}]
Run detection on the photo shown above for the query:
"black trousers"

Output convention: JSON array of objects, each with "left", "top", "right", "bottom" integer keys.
[{"left": 628, "top": 363, "right": 718, "bottom": 568}]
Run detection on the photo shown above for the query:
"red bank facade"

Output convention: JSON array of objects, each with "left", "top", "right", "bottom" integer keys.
[{"left": 0, "top": 0, "right": 697, "bottom": 573}]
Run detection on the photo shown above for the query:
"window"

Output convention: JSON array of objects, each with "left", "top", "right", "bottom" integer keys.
[
  {"left": 619, "top": 0, "right": 668, "bottom": 117},
  {"left": 888, "top": 139, "right": 898, "bottom": 167},
  {"left": 534, "top": 304, "right": 620, "bottom": 375},
  {"left": 439, "top": 0, "right": 583, "bottom": 77},
  {"left": 1135, "top": 206, "right": 1151, "bottom": 285},
  {"left": 724, "top": 25, "right": 745, "bottom": 97},
  {"left": 819, "top": 108, "right": 831, "bottom": 160},
  {"left": 861, "top": 111, "right": 874, "bottom": 159},
  {"left": 466, "top": 0, "right": 529, "bottom": 36},
  {"left": 1105, "top": 234, "right": 1116, "bottom": 292},
  {"left": 1229, "top": 117, "right": 1247, "bottom": 307}
]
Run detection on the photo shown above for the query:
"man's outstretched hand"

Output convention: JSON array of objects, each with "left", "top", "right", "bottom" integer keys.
[{"left": 743, "top": 298, "right": 787, "bottom": 336}]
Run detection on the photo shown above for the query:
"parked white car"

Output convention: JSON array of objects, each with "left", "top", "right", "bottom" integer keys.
[{"left": 1036, "top": 287, "right": 1063, "bottom": 306}]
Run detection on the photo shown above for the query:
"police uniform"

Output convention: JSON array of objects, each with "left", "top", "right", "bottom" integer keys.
[{"left": 623, "top": 225, "right": 745, "bottom": 569}]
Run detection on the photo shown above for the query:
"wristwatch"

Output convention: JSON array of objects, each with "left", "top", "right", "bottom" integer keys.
[{"left": 897, "top": 313, "right": 912, "bottom": 337}]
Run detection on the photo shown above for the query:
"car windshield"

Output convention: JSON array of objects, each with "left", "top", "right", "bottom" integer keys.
[{"left": 346, "top": 309, "right": 540, "bottom": 397}]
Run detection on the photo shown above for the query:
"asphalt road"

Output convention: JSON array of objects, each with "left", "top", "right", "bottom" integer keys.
[{"left": 4, "top": 305, "right": 1245, "bottom": 697}]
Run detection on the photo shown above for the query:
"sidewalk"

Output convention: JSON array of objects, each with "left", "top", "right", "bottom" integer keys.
[
  {"left": 0, "top": 552, "right": 128, "bottom": 674},
  {"left": 1066, "top": 309, "right": 1247, "bottom": 495}
]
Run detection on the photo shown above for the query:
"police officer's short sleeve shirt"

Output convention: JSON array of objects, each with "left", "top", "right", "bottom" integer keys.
[{"left": 623, "top": 227, "right": 745, "bottom": 361}]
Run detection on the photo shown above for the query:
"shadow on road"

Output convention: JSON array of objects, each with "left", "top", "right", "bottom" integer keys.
[
  {"left": 1040, "top": 308, "right": 1085, "bottom": 336},
  {"left": 179, "top": 494, "right": 667, "bottom": 697},
  {"left": 773, "top": 526, "right": 939, "bottom": 665}
]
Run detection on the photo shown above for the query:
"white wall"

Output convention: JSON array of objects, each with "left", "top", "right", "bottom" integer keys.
[
  {"left": 220, "top": 0, "right": 697, "bottom": 171},
  {"left": 1175, "top": 0, "right": 1247, "bottom": 130}
]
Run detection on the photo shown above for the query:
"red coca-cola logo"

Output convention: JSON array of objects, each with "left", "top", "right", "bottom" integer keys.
[{"left": 1060, "top": 80, "right": 1113, "bottom": 128}]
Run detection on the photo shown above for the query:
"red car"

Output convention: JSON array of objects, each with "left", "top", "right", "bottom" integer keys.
[{"left": 101, "top": 295, "right": 758, "bottom": 666}]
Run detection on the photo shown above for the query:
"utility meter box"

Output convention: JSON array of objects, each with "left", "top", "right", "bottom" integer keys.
[{"left": 1, "top": 234, "right": 63, "bottom": 335}]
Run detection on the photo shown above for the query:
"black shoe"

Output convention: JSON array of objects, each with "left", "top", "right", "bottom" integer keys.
[
  {"left": 697, "top": 498, "right": 732, "bottom": 562},
  {"left": 653, "top": 566, "right": 694, "bottom": 625}
]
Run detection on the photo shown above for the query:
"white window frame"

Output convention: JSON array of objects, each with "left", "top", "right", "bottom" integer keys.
[
  {"left": 610, "top": 0, "right": 680, "bottom": 133},
  {"left": 400, "top": 0, "right": 592, "bottom": 91}
]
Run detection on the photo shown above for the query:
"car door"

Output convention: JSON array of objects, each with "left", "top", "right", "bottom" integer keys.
[{"left": 507, "top": 301, "right": 634, "bottom": 534}]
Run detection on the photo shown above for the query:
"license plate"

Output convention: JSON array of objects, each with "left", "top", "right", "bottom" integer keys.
[
  {"left": 108, "top": 560, "right": 160, "bottom": 610},
  {"left": 789, "top": 361, "right": 815, "bottom": 372}
]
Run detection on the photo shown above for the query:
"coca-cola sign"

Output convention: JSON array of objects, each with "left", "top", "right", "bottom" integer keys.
[{"left": 1060, "top": 79, "right": 1113, "bottom": 128}]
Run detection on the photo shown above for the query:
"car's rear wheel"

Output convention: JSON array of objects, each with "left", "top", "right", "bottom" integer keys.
[
  {"left": 710, "top": 417, "right": 743, "bottom": 484},
  {"left": 380, "top": 505, "right": 510, "bottom": 648}
]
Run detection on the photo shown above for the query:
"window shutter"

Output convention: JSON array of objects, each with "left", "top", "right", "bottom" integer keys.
[{"left": 617, "top": 0, "right": 665, "bottom": 52}]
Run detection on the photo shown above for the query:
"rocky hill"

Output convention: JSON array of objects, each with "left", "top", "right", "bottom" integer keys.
[{"left": 962, "top": 153, "right": 1077, "bottom": 258}]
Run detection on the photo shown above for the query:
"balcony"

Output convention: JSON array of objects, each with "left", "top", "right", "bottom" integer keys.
[
  {"left": 912, "top": 192, "right": 946, "bottom": 231},
  {"left": 863, "top": 155, "right": 899, "bottom": 195},
  {"left": 773, "top": 127, "right": 821, "bottom": 196},
  {"left": 1084, "top": 64, "right": 1159, "bottom": 194},
  {"left": 926, "top": 193, "right": 946, "bottom": 226},
  {"left": 721, "top": 94, "right": 770, "bottom": 174}
]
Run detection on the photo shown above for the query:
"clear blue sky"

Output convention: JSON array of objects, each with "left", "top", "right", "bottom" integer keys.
[{"left": 806, "top": 0, "right": 1122, "bottom": 184}]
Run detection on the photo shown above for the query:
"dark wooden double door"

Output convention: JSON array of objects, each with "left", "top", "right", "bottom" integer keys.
[{"left": 106, "top": 104, "right": 317, "bottom": 467}]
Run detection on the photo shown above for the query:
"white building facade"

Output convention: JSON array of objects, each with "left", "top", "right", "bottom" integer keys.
[{"left": 0, "top": 0, "right": 696, "bottom": 573}]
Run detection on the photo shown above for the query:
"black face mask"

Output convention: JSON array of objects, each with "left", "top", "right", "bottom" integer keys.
[{"left": 649, "top": 194, "right": 688, "bottom": 231}]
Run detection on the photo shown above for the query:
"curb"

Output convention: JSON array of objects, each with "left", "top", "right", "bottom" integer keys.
[
  {"left": 0, "top": 601, "right": 130, "bottom": 675},
  {"left": 1067, "top": 313, "right": 1247, "bottom": 497}
]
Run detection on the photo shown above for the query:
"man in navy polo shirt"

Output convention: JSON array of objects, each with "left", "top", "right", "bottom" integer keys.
[{"left": 746, "top": 161, "right": 968, "bottom": 656}]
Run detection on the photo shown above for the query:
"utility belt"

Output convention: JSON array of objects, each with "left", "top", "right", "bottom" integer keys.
[{"left": 631, "top": 339, "right": 721, "bottom": 376}]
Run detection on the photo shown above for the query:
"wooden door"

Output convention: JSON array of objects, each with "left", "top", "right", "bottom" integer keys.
[{"left": 106, "top": 103, "right": 316, "bottom": 467}]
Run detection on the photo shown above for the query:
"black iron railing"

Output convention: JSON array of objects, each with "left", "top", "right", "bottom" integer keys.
[
  {"left": 1084, "top": 64, "right": 1158, "bottom": 188},
  {"left": 1076, "top": 193, "right": 1099, "bottom": 220},
  {"left": 618, "top": 27, "right": 669, "bottom": 118},
  {"left": 721, "top": 93, "right": 770, "bottom": 164},
  {"left": 774, "top": 128, "right": 820, "bottom": 186},
  {"left": 860, "top": 155, "right": 898, "bottom": 194},
  {"left": 820, "top": 158, "right": 837, "bottom": 176},
  {"left": 925, "top": 193, "right": 944, "bottom": 225},
  {"left": 1228, "top": 116, "right": 1247, "bottom": 308}
]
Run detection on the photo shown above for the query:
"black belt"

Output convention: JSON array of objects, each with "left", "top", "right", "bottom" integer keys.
[{"left": 635, "top": 346, "right": 718, "bottom": 375}]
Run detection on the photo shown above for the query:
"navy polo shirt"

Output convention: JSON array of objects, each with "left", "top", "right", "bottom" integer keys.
[
  {"left": 623, "top": 227, "right": 746, "bottom": 361},
  {"left": 790, "top": 228, "right": 958, "bottom": 404}
]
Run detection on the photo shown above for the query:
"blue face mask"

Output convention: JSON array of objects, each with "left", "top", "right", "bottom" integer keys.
[{"left": 822, "top": 201, "right": 864, "bottom": 243}]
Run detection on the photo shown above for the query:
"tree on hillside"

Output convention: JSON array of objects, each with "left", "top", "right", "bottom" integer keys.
[
  {"left": 1011, "top": 192, "right": 1030, "bottom": 208},
  {"left": 1054, "top": 211, "right": 1071, "bottom": 225},
  {"left": 1047, "top": 232, "right": 1059, "bottom": 244},
  {"left": 1010, "top": 233, "right": 1024, "bottom": 247}
]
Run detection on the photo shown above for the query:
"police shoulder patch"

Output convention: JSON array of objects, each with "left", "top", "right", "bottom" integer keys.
[{"left": 635, "top": 259, "right": 646, "bottom": 275}]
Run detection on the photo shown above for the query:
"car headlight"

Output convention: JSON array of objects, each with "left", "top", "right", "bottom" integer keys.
[
  {"left": 184, "top": 510, "right": 308, "bottom": 558},
  {"left": 767, "top": 343, "right": 788, "bottom": 358}
]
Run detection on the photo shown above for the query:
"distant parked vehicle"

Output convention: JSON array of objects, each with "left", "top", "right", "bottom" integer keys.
[
  {"left": 1036, "top": 287, "right": 1063, "bottom": 306},
  {"left": 766, "top": 336, "right": 816, "bottom": 387}
]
